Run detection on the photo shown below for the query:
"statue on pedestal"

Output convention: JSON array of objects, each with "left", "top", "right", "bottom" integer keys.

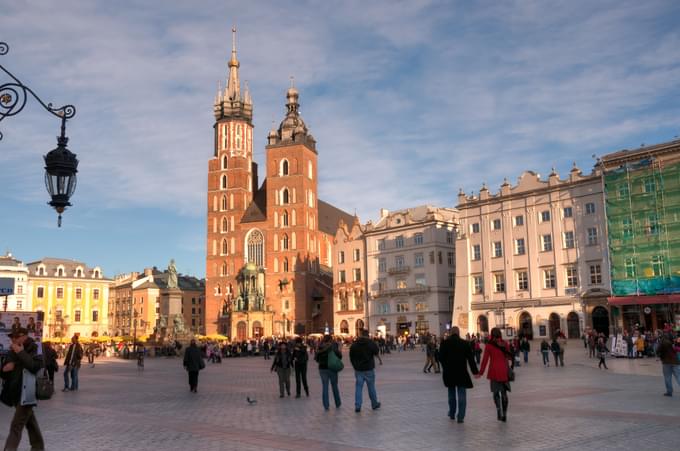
[
  {"left": 167, "top": 259, "right": 178, "bottom": 289},
  {"left": 172, "top": 314, "right": 185, "bottom": 335}
]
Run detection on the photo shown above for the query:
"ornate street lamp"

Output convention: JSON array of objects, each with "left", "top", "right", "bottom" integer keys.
[{"left": 0, "top": 42, "right": 78, "bottom": 227}]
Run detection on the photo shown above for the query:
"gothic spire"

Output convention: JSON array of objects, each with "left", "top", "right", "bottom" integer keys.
[{"left": 226, "top": 27, "right": 241, "bottom": 101}]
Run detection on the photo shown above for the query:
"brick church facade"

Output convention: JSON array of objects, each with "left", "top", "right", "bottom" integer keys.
[{"left": 205, "top": 30, "right": 352, "bottom": 339}]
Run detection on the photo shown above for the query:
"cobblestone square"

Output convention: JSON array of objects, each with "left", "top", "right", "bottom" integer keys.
[{"left": 1, "top": 343, "right": 678, "bottom": 450}]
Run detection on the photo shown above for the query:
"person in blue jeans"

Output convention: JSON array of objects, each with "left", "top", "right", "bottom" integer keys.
[
  {"left": 438, "top": 327, "right": 478, "bottom": 423},
  {"left": 315, "top": 335, "right": 342, "bottom": 410},
  {"left": 349, "top": 329, "right": 382, "bottom": 412},
  {"left": 62, "top": 335, "right": 83, "bottom": 392},
  {"left": 657, "top": 336, "right": 680, "bottom": 397}
]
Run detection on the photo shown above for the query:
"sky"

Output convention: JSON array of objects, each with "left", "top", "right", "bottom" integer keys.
[{"left": 1, "top": 0, "right": 679, "bottom": 278}]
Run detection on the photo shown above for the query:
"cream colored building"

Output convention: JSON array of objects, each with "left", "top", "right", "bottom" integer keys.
[
  {"left": 27, "top": 258, "right": 111, "bottom": 339},
  {"left": 365, "top": 206, "right": 458, "bottom": 337},
  {"left": 332, "top": 216, "right": 368, "bottom": 336},
  {"left": 453, "top": 166, "right": 610, "bottom": 340},
  {"left": 0, "top": 253, "right": 29, "bottom": 312}
]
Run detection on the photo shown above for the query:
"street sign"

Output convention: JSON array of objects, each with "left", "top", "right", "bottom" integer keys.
[{"left": 0, "top": 278, "right": 15, "bottom": 296}]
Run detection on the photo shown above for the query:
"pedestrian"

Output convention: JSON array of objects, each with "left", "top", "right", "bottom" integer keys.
[
  {"left": 0, "top": 327, "right": 45, "bottom": 451},
  {"left": 315, "top": 334, "right": 342, "bottom": 410},
  {"left": 42, "top": 341, "right": 58, "bottom": 382},
  {"left": 292, "top": 337, "right": 309, "bottom": 398},
  {"left": 475, "top": 327, "right": 513, "bottom": 422},
  {"left": 423, "top": 338, "right": 436, "bottom": 373},
  {"left": 271, "top": 341, "right": 293, "bottom": 398},
  {"left": 657, "top": 335, "right": 680, "bottom": 397},
  {"left": 519, "top": 337, "right": 530, "bottom": 364},
  {"left": 63, "top": 335, "right": 83, "bottom": 391},
  {"left": 624, "top": 332, "right": 634, "bottom": 359},
  {"left": 183, "top": 339, "right": 205, "bottom": 393},
  {"left": 540, "top": 339, "right": 550, "bottom": 367},
  {"left": 263, "top": 340, "right": 271, "bottom": 360},
  {"left": 635, "top": 333, "right": 645, "bottom": 358},
  {"left": 86, "top": 343, "right": 97, "bottom": 368},
  {"left": 550, "top": 338, "right": 561, "bottom": 367},
  {"left": 349, "top": 329, "right": 382, "bottom": 413},
  {"left": 596, "top": 337, "right": 609, "bottom": 369},
  {"left": 439, "top": 327, "right": 478, "bottom": 423}
]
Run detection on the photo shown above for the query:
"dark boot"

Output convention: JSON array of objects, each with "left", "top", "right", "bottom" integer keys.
[
  {"left": 493, "top": 392, "right": 502, "bottom": 421},
  {"left": 501, "top": 394, "right": 508, "bottom": 422}
]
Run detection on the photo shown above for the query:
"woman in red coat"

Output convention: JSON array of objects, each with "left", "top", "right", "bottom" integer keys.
[{"left": 475, "top": 327, "right": 513, "bottom": 422}]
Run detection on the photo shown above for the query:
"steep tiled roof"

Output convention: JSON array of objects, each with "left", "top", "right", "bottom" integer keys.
[{"left": 318, "top": 200, "right": 353, "bottom": 236}]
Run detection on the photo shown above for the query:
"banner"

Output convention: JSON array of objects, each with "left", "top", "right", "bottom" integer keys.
[{"left": 0, "top": 311, "right": 45, "bottom": 355}]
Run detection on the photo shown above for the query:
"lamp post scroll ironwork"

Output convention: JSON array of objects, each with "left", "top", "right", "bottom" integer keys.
[{"left": 1, "top": 41, "right": 79, "bottom": 226}]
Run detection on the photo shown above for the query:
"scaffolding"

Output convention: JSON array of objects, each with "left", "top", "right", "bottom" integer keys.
[{"left": 604, "top": 157, "right": 680, "bottom": 296}]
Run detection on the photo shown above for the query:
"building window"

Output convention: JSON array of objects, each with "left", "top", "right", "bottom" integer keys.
[
  {"left": 622, "top": 217, "right": 633, "bottom": 238},
  {"left": 395, "top": 255, "right": 405, "bottom": 268},
  {"left": 515, "top": 238, "right": 525, "bottom": 255},
  {"left": 221, "top": 195, "right": 227, "bottom": 211},
  {"left": 246, "top": 229, "right": 264, "bottom": 266},
  {"left": 281, "top": 159, "right": 289, "bottom": 176},
  {"left": 643, "top": 177, "right": 656, "bottom": 193},
  {"left": 448, "top": 272, "right": 454, "bottom": 288},
  {"left": 282, "top": 257, "right": 289, "bottom": 272},
  {"left": 625, "top": 257, "right": 636, "bottom": 278},
  {"left": 415, "top": 274, "right": 427, "bottom": 287},
  {"left": 37, "top": 287, "right": 44, "bottom": 298},
  {"left": 377, "top": 239, "right": 385, "bottom": 250},
  {"left": 438, "top": 252, "right": 443, "bottom": 264},
  {"left": 353, "top": 249, "right": 360, "bottom": 261},
  {"left": 446, "top": 231, "right": 454, "bottom": 244},
  {"left": 494, "top": 273, "right": 505, "bottom": 292},
  {"left": 74, "top": 310, "right": 81, "bottom": 322},
  {"left": 92, "top": 311, "right": 99, "bottom": 322},
  {"left": 585, "top": 202, "right": 596, "bottom": 215},
  {"left": 651, "top": 256, "right": 664, "bottom": 277},
  {"left": 353, "top": 268, "right": 362, "bottom": 282},
  {"left": 589, "top": 264, "right": 602, "bottom": 284},
  {"left": 541, "top": 234, "right": 553, "bottom": 252},
  {"left": 378, "top": 258, "right": 386, "bottom": 273},
  {"left": 618, "top": 184, "right": 629, "bottom": 199},
  {"left": 222, "top": 239, "right": 229, "bottom": 255},
  {"left": 395, "top": 235, "right": 404, "bottom": 248},
  {"left": 429, "top": 251, "right": 435, "bottom": 264},
  {"left": 447, "top": 252, "right": 454, "bottom": 267},
  {"left": 282, "top": 211, "right": 289, "bottom": 227},
  {"left": 471, "top": 223, "right": 480, "bottom": 234},
  {"left": 587, "top": 227, "right": 598, "bottom": 245},
  {"left": 396, "top": 302, "right": 409, "bottom": 313},
  {"left": 493, "top": 242, "right": 503, "bottom": 258},
  {"left": 414, "top": 253, "right": 424, "bottom": 267},
  {"left": 415, "top": 302, "right": 427, "bottom": 312},
  {"left": 563, "top": 207, "right": 573, "bottom": 218},
  {"left": 338, "top": 270, "right": 346, "bottom": 283},
  {"left": 543, "top": 268, "right": 556, "bottom": 289},
  {"left": 566, "top": 266, "right": 578, "bottom": 287},
  {"left": 540, "top": 210, "right": 551, "bottom": 222},
  {"left": 75, "top": 287, "right": 82, "bottom": 300},
  {"left": 338, "top": 251, "right": 345, "bottom": 264},
  {"left": 378, "top": 278, "right": 387, "bottom": 291},
  {"left": 516, "top": 271, "right": 528, "bottom": 291},
  {"left": 16, "top": 299, "right": 22, "bottom": 310},
  {"left": 514, "top": 215, "right": 524, "bottom": 226},
  {"left": 281, "top": 188, "right": 289, "bottom": 204},
  {"left": 396, "top": 279, "right": 407, "bottom": 289},
  {"left": 56, "top": 310, "right": 63, "bottom": 321},
  {"left": 563, "top": 231, "right": 575, "bottom": 249},
  {"left": 472, "top": 275, "right": 483, "bottom": 294},
  {"left": 472, "top": 245, "right": 481, "bottom": 261},
  {"left": 379, "top": 303, "right": 390, "bottom": 314},
  {"left": 56, "top": 287, "right": 64, "bottom": 299},
  {"left": 492, "top": 219, "right": 502, "bottom": 230},
  {"left": 414, "top": 233, "right": 424, "bottom": 245},
  {"left": 646, "top": 213, "right": 659, "bottom": 235}
]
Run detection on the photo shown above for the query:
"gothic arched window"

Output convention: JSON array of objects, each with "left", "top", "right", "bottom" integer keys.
[
  {"left": 282, "top": 210, "right": 289, "bottom": 227},
  {"left": 282, "top": 188, "right": 289, "bottom": 204},
  {"left": 222, "top": 155, "right": 228, "bottom": 169},
  {"left": 222, "top": 239, "right": 228, "bottom": 255},
  {"left": 221, "top": 195, "right": 227, "bottom": 211},
  {"left": 283, "top": 257, "right": 289, "bottom": 272},
  {"left": 222, "top": 217, "right": 228, "bottom": 233},
  {"left": 281, "top": 159, "right": 289, "bottom": 176},
  {"left": 282, "top": 234, "right": 289, "bottom": 250},
  {"left": 246, "top": 229, "right": 264, "bottom": 267},
  {"left": 221, "top": 175, "right": 228, "bottom": 190}
]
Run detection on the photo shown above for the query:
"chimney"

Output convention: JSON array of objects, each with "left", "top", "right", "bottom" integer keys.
[
  {"left": 380, "top": 208, "right": 389, "bottom": 218},
  {"left": 144, "top": 267, "right": 153, "bottom": 277}
]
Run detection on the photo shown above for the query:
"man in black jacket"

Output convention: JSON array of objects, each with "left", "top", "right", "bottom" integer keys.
[
  {"left": 292, "top": 337, "right": 309, "bottom": 398},
  {"left": 439, "top": 327, "right": 478, "bottom": 423},
  {"left": 183, "top": 339, "right": 204, "bottom": 393},
  {"left": 349, "top": 330, "right": 382, "bottom": 413},
  {"left": 63, "top": 335, "right": 83, "bottom": 392},
  {"left": 1, "top": 327, "right": 45, "bottom": 450}
]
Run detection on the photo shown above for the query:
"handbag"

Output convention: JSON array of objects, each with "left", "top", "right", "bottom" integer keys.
[
  {"left": 507, "top": 365, "right": 515, "bottom": 382},
  {"left": 326, "top": 348, "right": 344, "bottom": 372},
  {"left": 36, "top": 354, "right": 54, "bottom": 400}
]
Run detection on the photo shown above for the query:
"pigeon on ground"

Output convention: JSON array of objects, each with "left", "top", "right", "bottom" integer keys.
[{"left": 247, "top": 397, "right": 257, "bottom": 405}]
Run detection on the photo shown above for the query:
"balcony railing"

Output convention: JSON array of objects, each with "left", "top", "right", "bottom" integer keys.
[
  {"left": 373, "top": 286, "right": 430, "bottom": 298},
  {"left": 388, "top": 266, "right": 410, "bottom": 275}
]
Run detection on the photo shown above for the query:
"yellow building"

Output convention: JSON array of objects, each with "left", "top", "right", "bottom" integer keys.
[{"left": 27, "top": 258, "right": 111, "bottom": 339}]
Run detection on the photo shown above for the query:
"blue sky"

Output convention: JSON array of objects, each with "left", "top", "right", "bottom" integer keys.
[{"left": 1, "top": 0, "right": 679, "bottom": 278}]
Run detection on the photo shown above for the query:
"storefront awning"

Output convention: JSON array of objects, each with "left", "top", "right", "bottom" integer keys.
[{"left": 608, "top": 295, "right": 680, "bottom": 306}]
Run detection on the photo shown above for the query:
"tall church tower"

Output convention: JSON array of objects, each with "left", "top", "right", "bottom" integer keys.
[
  {"left": 206, "top": 28, "right": 256, "bottom": 334},
  {"left": 264, "top": 83, "right": 323, "bottom": 335}
]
